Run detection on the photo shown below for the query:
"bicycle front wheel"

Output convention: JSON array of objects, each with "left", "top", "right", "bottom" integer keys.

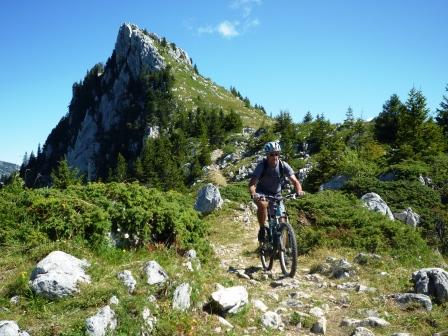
[
  {"left": 259, "top": 240, "right": 274, "bottom": 271},
  {"left": 279, "top": 223, "right": 298, "bottom": 277}
]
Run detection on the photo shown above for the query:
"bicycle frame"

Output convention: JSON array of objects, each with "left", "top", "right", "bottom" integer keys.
[
  {"left": 265, "top": 196, "right": 287, "bottom": 247},
  {"left": 259, "top": 193, "right": 298, "bottom": 277}
]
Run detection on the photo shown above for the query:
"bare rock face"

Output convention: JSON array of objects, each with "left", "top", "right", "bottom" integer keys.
[
  {"left": 29, "top": 251, "right": 91, "bottom": 299},
  {"left": 115, "top": 23, "right": 165, "bottom": 79}
]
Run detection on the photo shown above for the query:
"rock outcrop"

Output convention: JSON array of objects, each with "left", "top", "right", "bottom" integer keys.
[
  {"left": 194, "top": 183, "right": 223, "bottom": 213},
  {"left": 412, "top": 268, "right": 448, "bottom": 303},
  {"left": 361, "top": 192, "right": 394, "bottom": 220}
]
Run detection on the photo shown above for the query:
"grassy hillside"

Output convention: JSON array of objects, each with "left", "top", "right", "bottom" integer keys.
[
  {"left": 1, "top": 179, "right": 447, "bottom": 335},
  {"left": 156, "top": 40, "right": 272, "bottom": 129}
]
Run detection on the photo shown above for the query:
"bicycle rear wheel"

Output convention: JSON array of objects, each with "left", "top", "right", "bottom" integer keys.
[{"left": 279, "top": 223, "right": 298, "bottom": 277}]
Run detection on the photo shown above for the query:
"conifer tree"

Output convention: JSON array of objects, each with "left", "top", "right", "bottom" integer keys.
[
  {"left": 115, "top": 153, "right": 127, "bottom": 182},
  {"left": 436, "top": 84, "right": 448, "bottom": 137},
  {"left": 303, "top": 111, "right": 313, "bottom": 123},
  {"left": 50, "top": 158, "right": 82, "bottom": 189},
  {"left": 344, "top": 106, "right": 355, "bottom": 126},
  {"left": 374, "top": 94, "right": 403, "bottom": 144},
  {"left": 397, "top": 88, "right": 429, "bottom": 153}
]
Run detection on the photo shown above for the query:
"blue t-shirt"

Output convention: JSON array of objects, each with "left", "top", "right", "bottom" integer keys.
[{"left": 252, "top": 160, "right": 294, "bottom": 195}]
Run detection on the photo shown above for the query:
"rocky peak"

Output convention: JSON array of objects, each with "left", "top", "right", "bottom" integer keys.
[{"left": 115, "top": 23, "right": 166, "bottom": 80}]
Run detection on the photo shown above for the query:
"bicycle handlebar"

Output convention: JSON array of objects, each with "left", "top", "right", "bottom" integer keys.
[{"left": 260, "top": 193, "right": 299, "bottom": 202}]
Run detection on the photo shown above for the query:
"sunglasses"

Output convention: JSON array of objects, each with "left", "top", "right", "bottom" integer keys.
[{"left": 269, "top": 152, "right": 280, "bottom": 157}]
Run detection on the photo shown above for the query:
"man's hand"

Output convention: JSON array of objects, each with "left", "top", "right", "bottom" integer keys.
[
  {"left": 251, "top": 193, "right": 261, "bottom": 201},
  {"left": 296, "top": 191, "right": 306, "bottom": 197}
]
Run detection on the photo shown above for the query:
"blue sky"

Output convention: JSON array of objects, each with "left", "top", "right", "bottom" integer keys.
[{"left": 1, "top": 0, "right": 447, "bottom": 164}]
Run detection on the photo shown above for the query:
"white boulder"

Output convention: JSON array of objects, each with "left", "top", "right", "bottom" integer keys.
[{"left": 29, "top": 251, "right": 90, "bottom": 299}]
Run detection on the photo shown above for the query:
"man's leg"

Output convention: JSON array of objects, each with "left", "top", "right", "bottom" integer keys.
[{"left": 256, "top": 198, "right": 268, "bottom": 241}]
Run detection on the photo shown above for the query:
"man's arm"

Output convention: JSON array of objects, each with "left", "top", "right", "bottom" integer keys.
[
  {"left": 288, "top": 174, "right": 304, "bottom": 195},
  {"left": 248, "top": 176, "right": 258, "bottom": 198}
]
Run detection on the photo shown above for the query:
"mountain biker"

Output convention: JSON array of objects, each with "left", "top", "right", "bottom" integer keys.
[{"left": 248, "top": 141, "right": 304, "bottom": 242}]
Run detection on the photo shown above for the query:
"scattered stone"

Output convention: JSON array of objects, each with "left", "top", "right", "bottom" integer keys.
[
  {"left": 361, "top": 192, "right": 394, "bottom": 220},
  {"left": 252, "top": 299, "right": 268, "bottom": 312},
  {"left": 109, "top": 296, "right": 119, "bottom": 305},
  {"left": 271, "top": 278, "right": 300, "bottom": 288},
  {"left": 362, "top": 317, "right": 390, "bottom": 328},
  {"left": 209, "top": 285, "right": 248, "bottom": 314},
  {"left": 391, "top": 333, "right": 411, "bottom": 336},
  {"left": 412, "top": 268, "right": 448, "bottom": 303},
  {"left": 341, "top": 317, "right": 389, "bottom": 328},
  {"left": 261, "top": 311, "right": 282, "bottom": 330},
  {"left": 184, "top": 249, "right": 197, "bottom": 259},
  {"left": 319, "top": 175, "right": 349, "bottom": 191},
  {"left": 311, "top": 316, "right": 327, "bottom": 334},
  {"left": 350, "top": 326, "right": 375, "bottom": 336},
  {"left": 305, "top": 274, "right": 325, "bottom": 283},
  {"left": 141, "top": 307, "right": 157, "bottom": 334},
  {"left": 147, "top": 295, "right": 157, "bottom": 303},
  {"left": 9, "top": 296, "right": 20, "bottom": 305},
  {"left": 282, "top": 298, "right": 303, "bottom": 309},
  {"left": 310, "top": 307, "right": 325, "bottom": 318},
  {"left": 143, "top": 261, "right": 169, "bottom": 285},
  {"left": 183, "top": 261, "right": 194, "bottom": 272},
  {"left": 117, "top": 270, "right": 137, "bottom": 294},
  {"left": 172, "top": 283, "right": 191, "bottom": 311},
  {"left": 194, "top": 183, "right": 223, "bottom": 213},
  {"left": 29, "top": 251, "right": 91, "bottom": 299},
  {"left": 433, "top": 330, "right": 448, "bottom": 336},
  {"left": 0, "top": 321, "right": 30, "bottom": 336},
  {"left": 217, "top": 316, "right": 233, "bottom": 329},
  {"left": 330, "top": 258, "right": 355, "bottom": 279},
  {"left": 394, "top": 293, "right": 432, "bottom": 311},
  {"left": 393, "top": 207, "right": 420, "bottom": 228},
  {"left": 354, "top": 253, "right": 382, "bottom": 265},
  {"left": 85, "top": 305, "right": 117, "bottom": 336}
]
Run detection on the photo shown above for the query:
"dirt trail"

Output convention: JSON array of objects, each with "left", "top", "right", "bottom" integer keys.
[{"left": 210, "top": 204, "right": 352, "bottom": 336}]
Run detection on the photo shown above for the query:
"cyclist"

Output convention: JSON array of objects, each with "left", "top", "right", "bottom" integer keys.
[{"left": 248, "top": 141, "right": 304, "bottom": 242}]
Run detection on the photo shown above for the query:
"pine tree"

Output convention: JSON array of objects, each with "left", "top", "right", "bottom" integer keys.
[
  {"left": 436, "top": 84, "right": 448, "bottom": 137},
  {"left": 115, "top": 153, "right": 127, "bottom": 182},
  {"left": 303, "top": 111, "right": 313, "bottom": 123},
  {"left": 344, "top": 106, "right": 355, "bottom": 126},
  {"left": 374, "top": 94, "right": 403, "bottom": 144},
  {"left": 50, "top": 158, "right": 82, "bottom": 189},
  {"left": 397, "top": 88, "right": 429, "bottom": 153}
]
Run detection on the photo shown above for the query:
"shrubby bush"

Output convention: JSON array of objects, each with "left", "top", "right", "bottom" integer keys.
[
  {"left": 342, "top": 176, "right": 447, "bottom": 255},
  {"left": 220, "top": 182, "right": 248, "bottom": 204},
  {"left": 288, "top": 191, "right": 436, "bottom": 265},
  {"left": 0, "top": 182, "right": 211, "bottom": 258}
]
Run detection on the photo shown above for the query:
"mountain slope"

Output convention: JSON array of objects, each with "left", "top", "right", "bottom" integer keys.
[
  {"left": 0, "top": 161, "right": 19, "bottom": 178},
  {"left": 22, "top": 23, "right": 269, "bottom": 186}
]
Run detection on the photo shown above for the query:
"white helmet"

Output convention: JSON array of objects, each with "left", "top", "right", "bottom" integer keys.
[{"left": 264, "top": 141, "right": 281, "bottom": 154}]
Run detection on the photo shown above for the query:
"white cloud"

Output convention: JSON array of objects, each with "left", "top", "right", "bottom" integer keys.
[
  {"left": 231, "top": 0, "right": 262, "bottom": 17},
  {"left": 218, "top": 21, "right": 240, "bottom": 38},
  {"left": 195, "top": 0, "right": 261, "bottom": 39},
  {"left": 197, "top": 25, "right": 214, "bottom": 35}
]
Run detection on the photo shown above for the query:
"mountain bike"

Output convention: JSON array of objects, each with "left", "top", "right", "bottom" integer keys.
[{"left": 259, "top": 193, "right": 298, "bottom": 277}]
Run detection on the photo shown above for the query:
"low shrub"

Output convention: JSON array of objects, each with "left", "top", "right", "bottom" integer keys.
[
  {"left": 0, "top": 182, "right": 211, "bottom": 259},
  {"left": 289, "top": 191, "right": 436, "bottom": 265},
  {"left": 220, "top": 182, "right": 248, "bottom": 204}
]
